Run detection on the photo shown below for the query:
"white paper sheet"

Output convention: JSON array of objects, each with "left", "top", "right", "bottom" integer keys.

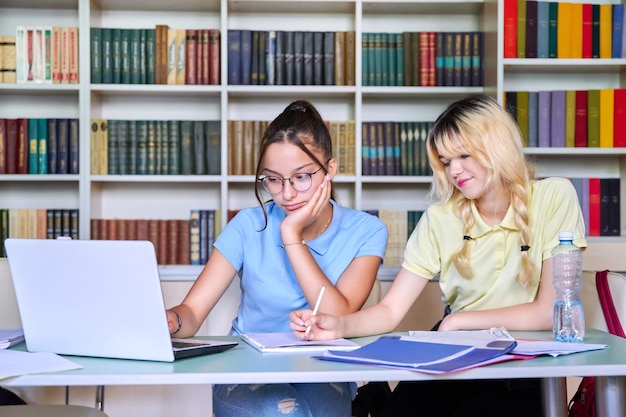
[{"left": 0, "top": 350, "right": 83, "bottom": 380}]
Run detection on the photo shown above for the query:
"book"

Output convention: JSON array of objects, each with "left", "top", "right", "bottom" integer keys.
[
  {"left": 599, "top": 89, "right": 614, "bottom": 148},
  {"left": 318, "top": 330, "right": 517, "bottom": 374},
  {"left": 574, "top": 91, "right": 588, "bottom": 148},
  {"left": 0, "top": 328, "right": 25, "bottom": 349},
  {"left": 240, "top": 332, "right": 359, "bottom": 353}
]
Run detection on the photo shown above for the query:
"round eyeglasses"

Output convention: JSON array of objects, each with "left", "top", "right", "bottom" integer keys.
[{"left": 257, "top": 162, "right": 328, "bottom": 195}]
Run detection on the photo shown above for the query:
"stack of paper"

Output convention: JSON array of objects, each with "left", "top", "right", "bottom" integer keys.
[
  {"left": 240, "top": 332, "right": 359, "bottom": 353},
  {"left": 0, "top": 328, "right": 25, "bottom": 349}
]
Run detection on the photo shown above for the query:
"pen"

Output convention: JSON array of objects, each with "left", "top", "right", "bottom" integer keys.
[{"left": 304, "top": 283, "right": 327, "bottom": 339}]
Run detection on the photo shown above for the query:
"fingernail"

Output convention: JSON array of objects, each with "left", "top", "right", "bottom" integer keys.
[
  {"left": 321, "top": 181, "right": 326, "bottom": 189},
  {"left": 325, "top": 174, "right": 330, "bottom": 181}
]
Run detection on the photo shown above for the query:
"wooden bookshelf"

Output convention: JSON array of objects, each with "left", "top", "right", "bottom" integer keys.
[{"left": 1, "top": 0, "right": 625, "bottom": 264}]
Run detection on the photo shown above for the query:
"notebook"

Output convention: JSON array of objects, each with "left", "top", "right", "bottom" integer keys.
[{"left": 5, "top": 238, "right": 238, "bottom": 362}]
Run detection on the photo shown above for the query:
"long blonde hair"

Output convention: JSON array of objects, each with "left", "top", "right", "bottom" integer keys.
[{"left": 427, "top": 94, "right": 536, "bottom": 286}]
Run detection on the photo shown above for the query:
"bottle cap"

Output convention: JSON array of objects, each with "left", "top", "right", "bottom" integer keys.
[{"left": 558, "top": 231, "right": 574, "bottom": 240}]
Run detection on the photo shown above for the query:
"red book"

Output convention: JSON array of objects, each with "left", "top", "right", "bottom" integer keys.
[
  {"left": 574, "top": 90, "right": 588, "bottom": 147},
  {"left": 614, "top": 88, "right": 626, "bottom": 147},
  {"left": 588, "top": 178, "right": 601, "bottom": 236},
  {"left": 136, "top": 219, "right": 149, "bottom": 241},
  {"left": 148, "top": 219, "right": 160, "bottom": 262},
  {"left": 428, "top": 31, "right": 436, "bottom": 86},
  {"left": 126, "top": 219, "right": 137, "bottom": 240},
  {"left": 200, "top": 29, "right": 210, "bottom": 85},
  {"left": 178, "top": 219, "right": 190, "bottom": 265},
  {"left": 106, "top": 219, "right": 118, "bottom": 240},
  {"left": 504, "top": 0, "right": 518, "bottom": 58},
  {"left": 582, "top": 4, "right": 593, "bottom": 58},
  {"left": 209, "top": 29, "right": 220, "bottom": 85},
  {"left": 0, "top": 119, "right": 6, "bottom": 174},
  {"left": 5, "top": 119, "right": 18, "bottom": 174},
  {"left": 166, "top": 220, "right": 179, "bottom": 265},
  {"left": 17, "top": 118, "right": 28, "bottom": 174},
  {"left": 158, "top": 219, "right": 168, "bottom": 265},
  {"left": 185, "top": 29, "right": 198, "bottom": 85},
  {"left": 419, "top": 32, "right": 430, "bottom": 86}
]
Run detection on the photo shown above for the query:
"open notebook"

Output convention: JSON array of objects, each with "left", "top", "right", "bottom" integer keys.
[{"left": 5, "top": 238, "right": 237, "bottom": 362}]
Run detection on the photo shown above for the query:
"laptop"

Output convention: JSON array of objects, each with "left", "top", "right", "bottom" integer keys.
[{"left": 5, "top": 238, "right": 238, "bottom": 362}]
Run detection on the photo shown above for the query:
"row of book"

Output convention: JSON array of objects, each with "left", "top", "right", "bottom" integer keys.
[
  {"left": 363, "top": 121, "right": 434, "bottom": 177},
  {"left": 0, "top": 209, "right": 79, "bottom": 257},
  {"left": 504, "top": 0, "right": 626, "bottom": 59},
  {"left": 90, "top": 26, "right": 220, "bottom": 85},
  {"left": 363, "top": 32, "right": 484, "bottom": 87},
  {"left": 89, "top": 210, "right": 221, "bottom": 266},
  {"left": 571, "top": 177, "right": 620, "bottom": 237},
  {"left": 12, "top": 26, "right": 79, "bottom": 84},
  {"left": 227, "top": 120, "right": 356, "bottom": 176},
  {"left": 0, "top": 118, "right": 79, "bottom": 175},
  {"left": 91, "top": 119, "right": 221, "bottom": 176},
  {"left": 365, "top": 209, "right": 424, "bottom": 267},
  {"left": 227, "top": 30, "right": 355, "bottom": 86},
  {"left": 505, "top": 88, "right": 626, "bottom": 148},
  {"left": 0, "top": 36, "right": 16, "bottom": 83}
]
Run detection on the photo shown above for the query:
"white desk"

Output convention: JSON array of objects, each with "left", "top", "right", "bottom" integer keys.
[{"left": 4, "top": 329, "right": 626, "bottom": 417}]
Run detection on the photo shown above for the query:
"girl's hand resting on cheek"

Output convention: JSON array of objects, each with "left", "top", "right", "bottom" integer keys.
[
  {"left": 281, "top": 174, "right": 331, "bottom": 235},
  {"left": 289, "top": 309, "right": 343, "bottom": 340}
]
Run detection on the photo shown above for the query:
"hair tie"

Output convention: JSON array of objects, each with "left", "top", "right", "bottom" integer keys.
[
  {"left": 288, "top": 104, "right": 306, "bottom": 112},
  {"left": 521, "top": 245, "right": 530, "bottom": 252},
  {"left": 463, "top": 235, "right": 472, "bottom": 240}
]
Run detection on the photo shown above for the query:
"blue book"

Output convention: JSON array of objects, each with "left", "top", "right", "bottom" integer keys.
[
  {"left": 227, "top": 30, "right": 241, "bottom": 85},
  {"left": 537, "top": 1, "right": 550, "bottom": 58},
  {"left": 528, "top": 91, "right": 539, "bottom": 147},
  {"left": 613, "top": 5, "right": 624, "bottom": 58},
  {"left": 538, "top": 90, "right": 551, "bottom": 147},
  {"left": 550, "top": 90, "right": 566, "bottom": 148},
  {"left": 240, "top": 29, "right": 253, "bottom": 85},
  {"left": 318, "top": 331, "right": 517, "bottom": 374},
  {"left": 28, "top": 118, "right": 38, "bottom": 174}
]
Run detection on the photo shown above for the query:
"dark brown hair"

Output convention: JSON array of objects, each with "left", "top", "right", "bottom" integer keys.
[{"left": 254, "top": 100, "right": 336, "bottom": 229}]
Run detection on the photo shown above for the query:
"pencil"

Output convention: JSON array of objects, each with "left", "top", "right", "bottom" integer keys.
[{"left": 304, "top": 283, "right": 327, "bottom": 339}]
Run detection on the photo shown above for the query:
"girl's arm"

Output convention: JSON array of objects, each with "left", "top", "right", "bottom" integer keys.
[
  {"left": 166, "top": 249, "right": 238, "bottom": 337},
  {"left": 291, "top": 267, "right": 430, "bottom": 339},
  {"left": 437, "top": 258, "right": 555, "bottom": 331}
]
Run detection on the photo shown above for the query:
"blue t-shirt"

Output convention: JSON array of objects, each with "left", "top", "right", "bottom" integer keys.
[{"left": 214, "top": 200, "right": 388, "bottom": 335}]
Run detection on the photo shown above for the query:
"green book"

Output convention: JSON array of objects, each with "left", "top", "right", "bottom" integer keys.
[
  {"left": 146, "top": 120, "right": 157, "bottom": 175},
  {"left": 38, "top": 118, "right": 48, "bottom": 174},
  {"left": 129, "top": 29, "right": 141, "bottom": 84},
  {"left": 193, "top": 121, "right": 206, "bottom": 175},
  {"left": 548, "top": 2, "right": 558, "bottom": 58},
  {"left": 516, "top": 91, "right": 529, "bottom": 147},
  {"left": 205, "top": 120, "right": 221, "bottom": 175},
  {"left": 168, "top": 120, "right": 180, "bottom": 175},
  {"left": 388, "top": 33, "right": 396, "bottom": 86},
  {"left": 159, "top": 120, "right": 169, "bottom": 174},
  {"left": 117, "top": 120, "right": 129, "bottom": 174},
  {"left": 47, "top": 118, "right": 57, "bottom": 173},
  {"left": 395, "top": 33, "right": 403, "bottom": 86},
  {"left": 146, "top": 29, "right": 156, "bottom": 84},
  {"left": 565, "top": 90, "right": 576, "bottom": 148},
  {"left": 0, "top": 209, "right": 8, "bottom": 256},
  {"left": 517, "top": 0, "right": 527, "bottom": 58},
  {"left": 112, "top": 28, "right": 122, "bottom": 83},
  {"left": 400, "top": 122, "right": 408, "bottom": 176},
  {"left": 107, "top": 120, "right": 119, "bottom": 175},
  {"left": 374, "top": 32, "right": 384, "bottom": 86},
  {"left": 179, "top": 120, "right": 193, "bottom": 175},
  {"left": 591, "top": 5, "right": 600, "bottom": 58},
  {"left": 587, "top": 89, "right": 600, "bottom": 148},
  {"left": 102, "top": 28, "right": 112, "bottom": 83},
  {"left": 69, "top": 119, "right": 79, "bottom": 175},
  {"left": 120, "top": 29, "right": 131, "bottom": 84},
  {"left": 139, "top": 29, "right": 147, "bottom": 84},
  {"left": 28, "top": 118, "right": 38, "bottom": 174},
  {"left": 136, "top": 120, "right": 148, "bottom": 175},
  {"left": 402, "top": 32, "right": 412, "bottom": 86},
  {"left": 90, "top": 27, "right": 102, "bottom": 83},
  {"left": 127, "top": 120, "right": 138, "bottom": 174},
  {"left": 148, "top": 120, "right": 163, "bottom": 175}
]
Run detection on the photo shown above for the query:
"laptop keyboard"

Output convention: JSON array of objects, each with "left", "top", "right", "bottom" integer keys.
[{"left": 172, "top": 340, "right": 209, "bottom": 349}]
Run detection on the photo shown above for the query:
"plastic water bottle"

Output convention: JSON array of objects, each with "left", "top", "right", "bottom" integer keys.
[{"left": 552, "top": 231, "right": 585, "bottom": 342}]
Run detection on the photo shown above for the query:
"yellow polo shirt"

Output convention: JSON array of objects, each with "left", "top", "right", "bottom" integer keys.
[{"left": 402, "top": 177, "right": 587, "bottom": 312}]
